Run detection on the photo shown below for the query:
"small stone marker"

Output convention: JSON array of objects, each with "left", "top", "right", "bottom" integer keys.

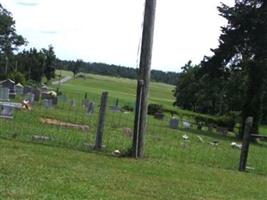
[
  {"left": 169, "top": 118, "right": 179, "bottom": 129},
  {"left": 41, "top": 85, "right": 49, "bottom": 92},
  {"left": 43, "top": 99, "right": 53, "bottom": 108},
  {"left": 183, "top": 121, "right": 191, "bottom": 129},
  {"left": 32, "top": 135, "right": 50, "bottom": 142},
  {"left": 87, "top": 102, "right": 95, "bottom": 114},
  {"left": 33, "top": 89, "right": 41, "bottom": 101},
  {"left": 0, "top": 105, "right": 14, "bottom": 119},
  {"left": 23, "top": 86, "right": 32, "bottom": 95},
  {"left": 0, "top": 87, "right": 10, "bottom": 101}
]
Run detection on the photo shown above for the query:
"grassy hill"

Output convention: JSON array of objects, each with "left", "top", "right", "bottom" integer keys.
[{"left": 1, "top": 71, "right": 267, "bottom": 199}]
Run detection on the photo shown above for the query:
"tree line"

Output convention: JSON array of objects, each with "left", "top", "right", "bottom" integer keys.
[
  {"left": 56, "top": 60, "right": 179, "bottom": 85},
  {"left": 174, "top": 0, "right": 267, "bottom": 138},
  {"left": 0, "top": 4, "right": 57, "bottom": 85}
]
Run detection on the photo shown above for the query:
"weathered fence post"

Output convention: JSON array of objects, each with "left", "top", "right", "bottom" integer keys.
[
  {"left": 239, "top": 116, "right": 253, "bottom": 171},
  {"left": 132, "top": 80, "right": 144, "bottom": 158},
  {"left": 94, "top": 92, "right": 108, "bottom": 150}
]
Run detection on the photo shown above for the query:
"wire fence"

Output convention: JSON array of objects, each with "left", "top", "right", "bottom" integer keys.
[{"left": 1, "top": 90, "right": 267, "bottom": 175}]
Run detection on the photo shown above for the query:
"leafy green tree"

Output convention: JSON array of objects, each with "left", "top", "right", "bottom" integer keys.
[
  {"left": 0, "top": 3, "right": 26, "bottom": 74},
  {"left": 41, "top": 45, "right": 56, "bottom": 81},
  {"left": 173, "top": 61, "right": 201, "bottom": 112},
  {"left": 201, "top": 0, "right": 267, "bottom": 137}
]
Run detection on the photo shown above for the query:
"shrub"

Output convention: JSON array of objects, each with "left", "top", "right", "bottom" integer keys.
[
  {"left": 122, "top": 105, "right": 134, "bottom": 112},
  {"left": 148, "top": 104, "right": 163, "bottom": 115}
]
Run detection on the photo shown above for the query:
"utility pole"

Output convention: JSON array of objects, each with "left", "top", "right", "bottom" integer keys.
[{"left": 132, "top": 0, "right": 157, "bottom": 158}]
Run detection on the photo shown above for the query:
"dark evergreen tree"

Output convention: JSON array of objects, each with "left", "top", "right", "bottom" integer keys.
[{"left": 201, "top": 0, "right": 267, "bottom": 138}]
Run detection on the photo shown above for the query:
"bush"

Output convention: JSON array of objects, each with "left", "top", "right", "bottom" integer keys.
[
  {"left": 194, "top": 112, "right": 239, "bottom": 131},
  {"left": 148, "top": 104, "right": 163, "bottom": 115},
  {"left": 122, "top": 105, "right": 134, "bottom": 112}
]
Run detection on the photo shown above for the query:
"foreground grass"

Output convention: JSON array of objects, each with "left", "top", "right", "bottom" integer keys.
[{"left": 1, "top": 139, "right": 267, "bottom": 200}]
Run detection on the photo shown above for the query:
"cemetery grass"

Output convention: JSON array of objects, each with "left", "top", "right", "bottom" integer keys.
[
  {"left": 2, "top": 138, "right": 267, "bottom": 200},
  {"left": 1, "top": 72, "right": 267, "bottom": 199}
]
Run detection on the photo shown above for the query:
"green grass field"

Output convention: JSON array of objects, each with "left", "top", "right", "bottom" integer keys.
[{"left": 1, "top": 71, "right": 267, "bottom": 199}]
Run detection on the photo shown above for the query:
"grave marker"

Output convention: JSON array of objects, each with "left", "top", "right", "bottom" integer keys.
[
  {"left": 0, "top": 87, "right": 10, "bottom": 101},
  {"left": 87, "top": 102, "right": 95, "bottom": 114},
  {"left": 23, "top": 86, "right": 32, "bottom": 95},
  {"left": 0, "top": 105, "right": 14, "bottom": 119},
  {"left": 169, "top": 118, "right": 179, "bottom": 129},
  {"left": 15, "top": 83, "right": 24, "bottom": 95}
]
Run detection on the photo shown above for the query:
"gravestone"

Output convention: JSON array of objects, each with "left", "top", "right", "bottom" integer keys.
[
  {"left": 43, "top": 99, "right": 53, "bottom": 108},
  {"left": 0, "top": 79, "right": 15, "bottom": 99},
  {"left": 87, "top": 102, "right": 95, "bottom": 114},
  {"left": 0, "top": 105, "right": 14, "bottom": 119},
  {"left": 41, "top": 85, "right": 49, "bottom": 92},
  {"left": 15, "top": 83, "right": 24, "bottom": 96},
  {"left": 33, "top": 89, "right": 41, "bottom": 101},
  {"left": 0, "top": 79, "right": 15, "bottom": 92},
  {"left": 0, "top": 87, "right": 10, "bottom": 101},
  {"left": 169, "top": 118, "right": 179, "bottom": 129},
  {"left": 41, "top": 92, "right": 57, "bottom": 105},
  {"left": 23, "top": 86, "right": 32, "bottom": 95},
  {"left": 183, "top": 121, "right": 191, "bottom": 130}
]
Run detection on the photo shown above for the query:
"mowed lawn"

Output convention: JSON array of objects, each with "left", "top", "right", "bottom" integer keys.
[
  {"left": 1, "top": 139, "right": 267, "bottom": 200},
  {"left": 1, "top": 71, "right": 267, "bottom": 199}
]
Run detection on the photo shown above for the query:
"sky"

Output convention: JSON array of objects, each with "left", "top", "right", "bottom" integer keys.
[{"left": 1, "top": 0, "right": 235, "bottom": 72}]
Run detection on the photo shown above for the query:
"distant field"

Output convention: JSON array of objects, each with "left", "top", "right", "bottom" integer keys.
[{"left": 55, "top": 70, "right": 175, "bottom": 111}]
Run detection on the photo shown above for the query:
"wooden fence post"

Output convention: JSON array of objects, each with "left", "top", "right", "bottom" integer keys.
[
  {"left": 132, "top": 80, "right": 144, "bottom": 158},
  {"left": 239, "top": 116, "right": 253, "bottom": 171},
  {"left": 95, "top": 91, "right": 108, "bottom": 150}
]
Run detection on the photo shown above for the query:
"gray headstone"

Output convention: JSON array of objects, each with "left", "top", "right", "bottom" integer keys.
[
  {"left": 23, "top": 86, "right": 32, "bottom": 95},
  {"left": 0, "top": 79, "right": 15, "bottom": 93},
  {"left": 1, "top": 105, "right": 14, "bottom": 118},
  {"left": 170, "top": 118, "right": 179, "bottom": 129},
  {"left": 0, "top": 87, "right": 10, "bottom": 101},
  {"left": 87, "top": 102, "right": 95, "bottom": 114},
  {"left": 43, "top": 99, "right": 53, "bottom": 108},
  {"left": 41, "top": 85, "right": 49, "bottom": 92},
  {"left": 15, "top": 84, "right": 24, "bottom": 96},
  {"left": 33, "top": 89, "right": 41, "bottom": 101}
]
